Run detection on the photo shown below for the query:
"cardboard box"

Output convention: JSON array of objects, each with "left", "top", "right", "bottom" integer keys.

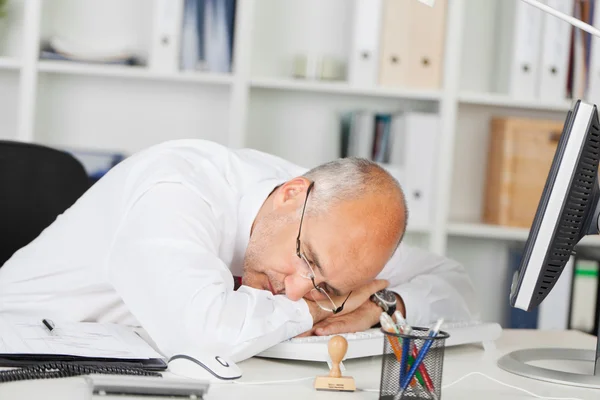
[{"left": 482, "top": 117, "right": 565, "bottom": 228}]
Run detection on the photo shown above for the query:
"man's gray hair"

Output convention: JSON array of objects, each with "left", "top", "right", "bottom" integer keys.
[{"left": 301, "top": 157, "right": 408, "bottom": 240}]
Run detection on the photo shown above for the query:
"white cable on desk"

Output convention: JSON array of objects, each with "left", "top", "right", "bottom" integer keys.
[
  {"left": 207, "top": 376, "right": 314, "bottom": 386},
  {"left": 441, "top": 372, "right": 584, "bottom": 400},
  {"left": 232, "top": 376, "right": 313, "bottom": 385},
  {"left": 361, "top": 371, "right": 585, "bottom": 399},
  {"left": 213, "top": 371, "right": 583, "bottom": 399}
]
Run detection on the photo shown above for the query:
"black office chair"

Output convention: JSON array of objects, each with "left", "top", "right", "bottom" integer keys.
[{"left": 0, "top": 140, "right": 90, "bottom": 267}]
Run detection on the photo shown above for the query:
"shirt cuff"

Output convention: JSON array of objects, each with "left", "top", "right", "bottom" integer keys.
[
  {"left": 390, "top": 285, "right": 431, "bottom": 327},
  {"left": 292, "top": 298, "right": 314, "bottom": 336}
]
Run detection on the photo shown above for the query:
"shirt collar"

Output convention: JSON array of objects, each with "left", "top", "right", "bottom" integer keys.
[{"left": 230, "top": 179, "right": 286, "bottom": 277}]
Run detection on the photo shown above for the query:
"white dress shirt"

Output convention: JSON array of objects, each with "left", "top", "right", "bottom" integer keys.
[{"left": 0, "top": 140, "right": 477, "bottom": 362}]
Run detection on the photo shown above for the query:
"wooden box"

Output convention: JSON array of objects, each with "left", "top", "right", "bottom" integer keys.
[{"left": 482, "top": 117, "right": 565, "bottom": 228}]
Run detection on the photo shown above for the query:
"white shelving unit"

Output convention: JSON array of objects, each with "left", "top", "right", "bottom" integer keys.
[
  {"left": 0, "top": 57, "right": 20, "bottom": 70},
  {"left": 1, "top": 0, "right": 597, "bottom": 325},
  {"left": 457, "top": 91, "right": 573, "bottom": 112},
  {"left": 37, "top": 60, "right": 234, "bottom": 85},
  {"left": 250, "top": 77, "right": 443, "bottom": 100}
]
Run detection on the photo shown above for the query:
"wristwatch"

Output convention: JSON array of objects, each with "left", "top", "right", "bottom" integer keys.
[{"left": 370, "top": 289, "right": 397, "bottom": 316}]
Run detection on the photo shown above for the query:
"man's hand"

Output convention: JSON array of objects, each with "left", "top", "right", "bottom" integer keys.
[
  {"left": 303, "top": 299, "right": 382, "bottom": 337},
  {"left": 299, "top": 292, "right": 407, "bottom": 337},
  {"left": 305, "top": 278, "right": 389, "bottom": 324}
]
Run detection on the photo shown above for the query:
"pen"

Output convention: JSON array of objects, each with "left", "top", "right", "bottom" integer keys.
[
  {"left": 379, "top": 313, "right": 403, "bottom": 361},
  {"left": 399, "top": 318, "right": 444, "bottom": 392},
  {"left": 410, "top": 341, "right": 435, "bottom": 392},
  {"left": 393, "top": 310, "right": 408, "bottom": 328},
  {"left": 42, "top": 319, "right": 55, "bottom": 334},
  {"left": 394, "top": 310, "right": 435, "bottom": 393},
  {"left": 380, "top": 313, "right": 419, "bottom": 387},
  {"left": 399, "top": 329, "right": 410, "bottom": 387},
  {"left": 391, "top": 311, "right": 413, "bottom": 387}
]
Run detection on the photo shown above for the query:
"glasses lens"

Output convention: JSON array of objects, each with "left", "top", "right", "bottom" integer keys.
[
  {"left": 298, "top": 253, "right": 314, "bottom": 279},
  {"left": 310, "top": 288, "right": 336, "bottom": 313}
]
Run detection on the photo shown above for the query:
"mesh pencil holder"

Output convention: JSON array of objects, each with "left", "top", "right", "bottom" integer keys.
[{"left": 378, "top": 327, "right": 450, "bottom": 400}]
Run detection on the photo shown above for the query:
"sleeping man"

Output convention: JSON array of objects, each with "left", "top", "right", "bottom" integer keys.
[{"left": 0, "top": 139, "right": 476, "bottom": 361}]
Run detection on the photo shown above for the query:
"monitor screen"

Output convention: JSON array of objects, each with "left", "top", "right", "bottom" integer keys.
[{"left": 509, "top": 100, "right": 600, "bottom": 312}]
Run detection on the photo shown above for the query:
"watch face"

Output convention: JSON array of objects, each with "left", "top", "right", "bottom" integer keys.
[{"left": 376, "top": 290, "right": 396, "bottom": 305}]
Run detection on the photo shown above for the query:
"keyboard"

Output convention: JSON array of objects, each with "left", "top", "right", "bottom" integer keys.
[{"left": 256, "top": 320, "right": 502, "bottom": 362}]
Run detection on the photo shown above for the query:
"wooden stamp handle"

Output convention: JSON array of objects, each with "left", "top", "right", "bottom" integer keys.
[{"left": 328, "top": 336, "right": 348, "bottom": 378}]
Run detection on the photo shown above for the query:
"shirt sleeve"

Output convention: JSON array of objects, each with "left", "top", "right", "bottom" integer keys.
[
  {"left": 376, "top": 243, "right": 479, "bottom": 327},
  {"left": 105, "top": 182, "right": 313, "bottom": 362}
]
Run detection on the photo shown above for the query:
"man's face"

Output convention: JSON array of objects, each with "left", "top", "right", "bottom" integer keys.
[{"left": 242, "top": 178, "right": 404, "bottom": 304}]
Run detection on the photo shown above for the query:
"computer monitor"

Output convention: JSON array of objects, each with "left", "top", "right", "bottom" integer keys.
[{"left": 498, "top": 100, "right": 600, "bottom": 388}]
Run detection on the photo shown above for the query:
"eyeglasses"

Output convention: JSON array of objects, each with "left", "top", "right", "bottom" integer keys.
[{"left": 295, "top": 181, "right": 351, "bottom": 314}]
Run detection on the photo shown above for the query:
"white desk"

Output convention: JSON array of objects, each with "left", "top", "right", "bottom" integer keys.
[{"left": 0, "top": 329, "right": 598, "bottom": 399}]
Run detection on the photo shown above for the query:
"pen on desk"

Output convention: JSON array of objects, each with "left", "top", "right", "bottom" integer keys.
[
  {"left": 399, "top": 318, "right": 444, "bottom": 392},
  {"left": 42, "top": 319, "right": 55, "bottom": 334}
]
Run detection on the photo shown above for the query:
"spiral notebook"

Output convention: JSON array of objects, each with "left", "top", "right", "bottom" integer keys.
[{"left": 0, "top": 314, "right": 167, "bottom": 370}]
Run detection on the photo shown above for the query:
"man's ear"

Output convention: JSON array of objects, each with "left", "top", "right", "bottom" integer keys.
[{"left": 272, "top": 177, "right": 311, "bottom": 208}]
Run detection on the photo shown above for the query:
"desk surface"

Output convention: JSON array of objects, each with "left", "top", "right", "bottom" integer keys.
[{"left": 0, "top": 329, "right": 598, "bottom": 399}]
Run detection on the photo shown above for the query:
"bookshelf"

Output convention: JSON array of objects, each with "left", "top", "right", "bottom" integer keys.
[
  {"left": 0, "top": 0, "right": 596, "bottom": 325},
  {"left": 0, "top": 57, "right": 20, "bottom": 70},
  {"left": 457, "top": 91, "right": 574, "bottom": 112},
  {"left": 250, "top": 77, "right": 443, "bottom": 101},
  {"left": 37, "top": 60, "right": 234, "bottom": 85}
]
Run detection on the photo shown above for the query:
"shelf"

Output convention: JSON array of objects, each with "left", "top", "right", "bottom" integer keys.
[
  {"left": 458, "top": 91, "right": 573, "bottom": 112},
  {"left": 0, "top": 57, "right": 21, "bottom": 70},
  {"left": 405, "top": 226, "right": 432, "bottom": 235},
  {"left": 250, "top": 77, "right": 442, "bottom": 101},
  {"left": 37, "top": 61, "right": 234, "bottom": 85},
  {"left": 447, "top": 222, "right": 530, "bottom": 241},
  {"left": 447, "top": 222, "right": 600, "bottom": 247}
]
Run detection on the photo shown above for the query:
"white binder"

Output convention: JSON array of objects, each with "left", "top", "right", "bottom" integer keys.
[
  {"left": 388, "top": 112, "right": 439, "bottom": 230},
  {"left": 348, "top": 111, "right": 375, "bottom": 159},
  {"left": 536, "top": 0, "right": 573, "bottom": 102},
  {"left": 347, "top": 0, "right": 383, "bottom": 87},
  {"left": 493, "top": 0, "right": 544, "bottom": 98},
  {"left": 149, "top": 0, "right": 185, "bottom": 73},
  {"left": 587, "top": 0, "right": 600, "bottom": 104}
]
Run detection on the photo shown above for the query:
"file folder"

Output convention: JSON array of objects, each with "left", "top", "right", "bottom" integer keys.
[
  {"left": 348, "top": 0, "right": 384, "bottom": 87},
  {"left": 405, "top": 0, "right": 447, "bottom": 89},
  {"left": 587, "top": 0, "right": 600, "bottom": 104},
  {"left": 493, "top": 0, "right": 544, "bottom": 98},
  {"left": 378, "top": 0, "right": 410, "bottom": 87},
  {"left": 536, "top": 0, "right": 573, "bottom": 101},
  {"left": 348, "top": 111, "right": 376, "bottom": 159},
  {"left": 149, "top": 0, "right": 185, "bottom": 73},
  {"left": 388, "top": 112, "right": 439, "bottom": 229},
  {"left": 0, "top": 314, "right": 167, "bottom": 371}
]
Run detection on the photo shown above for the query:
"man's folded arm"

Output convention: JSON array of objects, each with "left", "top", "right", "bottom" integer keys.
[
  {"left": 105, "top": 182, "right": 312, "bottom": 362},
  {"left": 377, "top": 244, "right": 479, "bottom": 326}
]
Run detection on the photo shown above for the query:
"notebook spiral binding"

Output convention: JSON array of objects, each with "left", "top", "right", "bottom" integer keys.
[{"left": 0, "top": 361, "right": 162, "bottom": 383}]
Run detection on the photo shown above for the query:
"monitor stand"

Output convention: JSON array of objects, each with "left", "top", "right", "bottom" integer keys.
[{"left": 497, "top": 322, "right": 600, "bottom": 388}]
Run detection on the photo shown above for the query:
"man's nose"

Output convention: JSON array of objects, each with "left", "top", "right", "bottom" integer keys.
[{"left": 284, "top": 274, "right": 314, "bottom": 301}]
